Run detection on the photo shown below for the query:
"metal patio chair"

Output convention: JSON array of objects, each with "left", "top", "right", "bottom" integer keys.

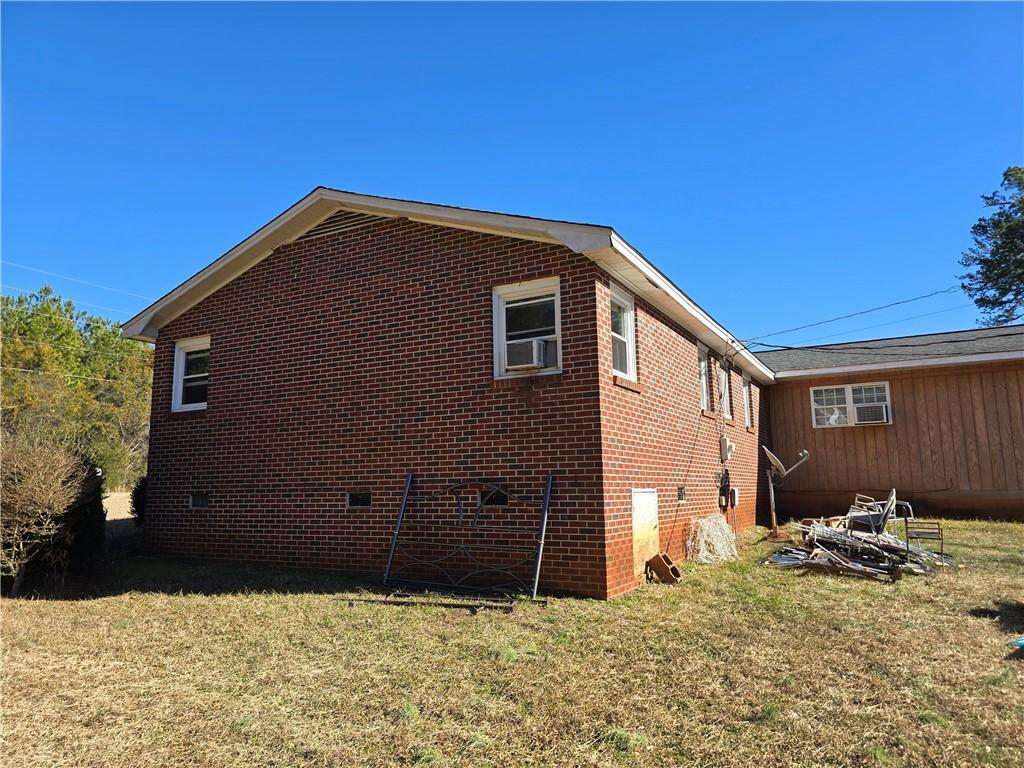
[{"left": 843, "top": 488, "right": 897, "bottom": 537}]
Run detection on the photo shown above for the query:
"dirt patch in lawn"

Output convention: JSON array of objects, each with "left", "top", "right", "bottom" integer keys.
[{"left": 2, "top": 520, "right": 1022, "bottom": 767}]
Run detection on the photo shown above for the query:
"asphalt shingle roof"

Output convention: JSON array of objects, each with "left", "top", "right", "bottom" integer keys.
[{"left": 754, "top": 325, "right": 1024, "bottom": 373}]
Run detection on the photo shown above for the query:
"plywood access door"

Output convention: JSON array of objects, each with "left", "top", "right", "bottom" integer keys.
[{"left": 631, "top": 489, "right": 660, "bottom": 577}]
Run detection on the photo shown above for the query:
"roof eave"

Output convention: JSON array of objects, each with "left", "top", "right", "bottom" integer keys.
[
  {"left": 121, "top": 188, "right": 775, "bottom": 383},
  {"left": 590, "top": 233, "right": 775, "bottom": 384},
  {"left": 771, "top": 350, "right": 1024, "bottom": 379}
]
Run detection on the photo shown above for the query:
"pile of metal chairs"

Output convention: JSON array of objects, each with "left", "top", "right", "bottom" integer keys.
[{"left": 763, "top": 489, "right": 952, "bottom": 581}]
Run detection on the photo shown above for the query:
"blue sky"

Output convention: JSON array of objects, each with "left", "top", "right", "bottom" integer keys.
[{"left": 2, "top": 2, "right": 1021, "bottom": 348}]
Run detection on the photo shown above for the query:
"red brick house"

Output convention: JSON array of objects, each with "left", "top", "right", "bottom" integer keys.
[{"left": 122, "top": 189, "right": 774, "bottom": 598}]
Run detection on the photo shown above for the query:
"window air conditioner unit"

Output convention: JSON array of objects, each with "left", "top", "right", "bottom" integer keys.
[
  {"left": 506, "top": 339, "right": 546, "bottom": 370},
  {"left": 854, "top": 403, "right": 889, "bottom": 425}
]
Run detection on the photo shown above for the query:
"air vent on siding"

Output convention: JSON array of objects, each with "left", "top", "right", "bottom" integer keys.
[{"left": 295, "top": 209, "right": 389, "bottom": 242}]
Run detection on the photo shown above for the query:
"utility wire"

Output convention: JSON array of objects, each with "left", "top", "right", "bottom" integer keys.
[
  {"left": 1, "top": 260, "right": 155, "bottom": 301},
  {"left": 756, "top": 329, "right": 1023, "bottom": 357},
  {"left": 761, "top": 328, "right": 1022, "bottom": 351},
  {"left": 1, "top": 284, "right": 133, "bottom": 316},
  {"left": 1, "top": 335, "right": 151, "bottom": 360},
  {"left": 741, "top": 285, "right": 960, "bottom": 343},
  {"left": 1, "top": 366, "right": 137, "bottom": 384},
  {"left": 783, "top": 303, "right": 974, "bottom": 346}
]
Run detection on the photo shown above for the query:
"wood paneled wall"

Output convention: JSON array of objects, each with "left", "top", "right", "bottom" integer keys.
[{"left": 767, "top": 360, "right": 1024, "bottom": 518}]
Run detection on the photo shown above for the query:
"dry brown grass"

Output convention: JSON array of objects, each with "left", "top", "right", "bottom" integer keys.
[{"left": 2, "top": 519, "right": 1022, "bottom": 767}]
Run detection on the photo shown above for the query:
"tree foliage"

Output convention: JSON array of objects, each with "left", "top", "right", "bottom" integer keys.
[
  {"left": 1, "top": 286, "right": 153, "bottom": 488},
  {"left": 960, "top": 166, "right": 1024, "bottom": 326}
]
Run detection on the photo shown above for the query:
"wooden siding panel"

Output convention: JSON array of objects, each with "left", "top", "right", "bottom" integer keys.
[
  {"left": 1004, "top": 368, "right": 1024, "bottom": 489},
  {"left": 968, "top": 372, "right": 994, "bottom": 490},
  {"left": 988, "top": 370, "right": 1010, "bottom": 490},
  {"left": 767, "top": 361, "right": 1024, "bottom": 514},
  {"left": 959, "top": 372, "right": 983, "bottom": 491}
]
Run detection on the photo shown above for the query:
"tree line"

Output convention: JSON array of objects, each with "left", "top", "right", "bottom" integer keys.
[
  {"left": 2, "top": 286, "right": 152, "bottom": 593},
  {"left": 2, "top": 286, "right": 153, "bottom": 489}
]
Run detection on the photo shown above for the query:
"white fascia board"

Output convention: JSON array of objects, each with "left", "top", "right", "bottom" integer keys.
[
  {"left": 121, "top": 188, "right": 613, "bottom": 341},
  {"left": 121, "top": 189, "right": 336, "bottom": 340},
  {"left": 318, "top": 189, "right": 613, "bottom": 251},
  {"left": 596, "top": 232, "right": 775, "bottom": 384},
  {"left": 773, "top": 350, "right": 1024, "bottom": 379},
  {"left": 120, "top": 187, "right": 776, "bottom": 386}
]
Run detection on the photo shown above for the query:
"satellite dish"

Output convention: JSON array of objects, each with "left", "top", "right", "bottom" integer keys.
[
  {"left": 763, "top": 446, "right": 787, "bottom": 477},
  {"left": 761, "top": 446, "right": 810, "bottom": 536}
]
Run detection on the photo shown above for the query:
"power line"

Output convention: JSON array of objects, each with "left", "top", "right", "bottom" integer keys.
[
  {"left": 1, "top": 335, "right": 152, "bottom": 360},
  {"left": 741, "top": 285, "right": 960, "bottom": 343},
  {"left": 757, "top": 328, "right": 1023, "bottom": 357},
  {"left": 1, "top": 284, "right": 133, "bottom": 316},
  {"left": 1, "top": 366, "right": 138, "bottom": 384},
  {"left": 778, "top": 328, "right": 1022, "bottom": 351},
  {"left": 783, "top": 303, "right": 974, "bottom": 346},
  {"left": 1, "top": 260, "right": 155, "bottom": 301}
]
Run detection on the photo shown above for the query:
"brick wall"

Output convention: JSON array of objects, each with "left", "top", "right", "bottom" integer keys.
[
  {"left": 146, "top": 218, "right": 609, "bottom": 597},
  {"left": 145, "top": 216, "right": 768, "bottom": 598},
  {"left": 594, "top": 281, "right": 769, "bottom": 597}
]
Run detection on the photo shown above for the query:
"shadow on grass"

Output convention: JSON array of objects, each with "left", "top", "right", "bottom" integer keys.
[
  {"left": 68, "top": 554, "right": 390, "bottom": 599},
  {"left": 970, "top": 600, "right": 1024, "bottom": 635},
  {"left": 26, "top": 520, "right": 393, "bottom": 600}
]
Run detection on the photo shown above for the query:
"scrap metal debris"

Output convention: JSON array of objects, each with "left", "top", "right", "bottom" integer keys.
[{"left": 763, "top": 522, "right": 954, "bottom": 581}]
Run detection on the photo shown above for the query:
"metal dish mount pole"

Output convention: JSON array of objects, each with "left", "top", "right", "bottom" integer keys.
[{"left": 763, "top": 447, "right": 809, "bottom": 541}]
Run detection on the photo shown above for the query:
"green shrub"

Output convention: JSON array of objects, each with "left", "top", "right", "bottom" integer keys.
[
  {"left": 130, "top": 476, "right": 147, "bottom": 527},
  {"left": 1, "top": 431, "right": 87, "bottom": 595}
]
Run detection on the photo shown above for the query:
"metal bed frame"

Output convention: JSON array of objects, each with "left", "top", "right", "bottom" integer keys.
[{"left": 383, "top": 473, "right": 554, "bottom": 600}]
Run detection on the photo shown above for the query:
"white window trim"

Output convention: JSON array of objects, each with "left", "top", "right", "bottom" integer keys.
[
  {"left": 492, "top": 276, "right": 562, "bottom": 380},
  {"left": 718, "top": 360, "right": 733, "bottom": 419},
  {"left": 172, "top": 335, "right": 210, "bottom": 412},
  {"left": 742, "top": 374, "right": 752, "bottom": 428},
  {"left": 809, "top": 381, "right": 892, "bottom": 428},
  {"left": 698, "top": 344, "right": 710, "bottom": 411},
  {"left": 609, "top": 283, "right": 637, "bottom": 381}
]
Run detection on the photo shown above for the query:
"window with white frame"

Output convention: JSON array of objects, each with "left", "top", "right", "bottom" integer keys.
[
  {"left": 743, "top": 375, "right": 752, "bottom": 428},
  {"left": 718, "top": 359, "right": 732, "bottom": 418},
  {"left": 609, "top": 284, "right": 636, "bottom": 380},
  {"left": 698, "top": 345, "right": 710, "bottom": 410},
  {"left": 810, "top": 382, "right": 891, "bottom": 428},
  {"left": 172, "top": 336, "right": 210, "bottom": 412},
  {"left": 492, "top": 277, "right": 561, "bottom": 378}
]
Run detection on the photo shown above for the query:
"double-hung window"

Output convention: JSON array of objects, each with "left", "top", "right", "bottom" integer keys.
[
  {"left": 718, "top": 361, "right": 733, "bottom": 418},
  {"left": 493, "top": 277, "right": 561, "bottom": 378},
  {"left": 742, "top": 375, "right": 752, "bottom": 428},
  {"left": 698, "top": 345, "right": 710, "bottom": 411},
  {"left": 172, "top": 336, "right": 210, "bottom": 412},
  {"left": 810, "top": 381, "right": 891, "bottom": 427},
  {"left": 609, "top": 283, "right": 636, "bottom": 380}
]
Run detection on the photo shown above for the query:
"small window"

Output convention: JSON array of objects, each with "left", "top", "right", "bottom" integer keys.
[
  {"left": 480, "top": 487, "right": 510, "bottom": 507},
  {"left": 742, "top": 375, "right": 753, "bottom": 428},
  {"left": 810, "top": 382, "right": 891, "bottom": 428},
  {"left": 718, "top": 360, "right": 732, "bottom": 418},
  {"left": 609, "top": 284, "right": 637, "bottom": 380},
  {"left": 172, "top": 336, "right": 210, "bottom": 412},
  {"left": 347, "top": 492, "right": 372, "bottom": 508},
  {"left": 698, "top": 345, "right": 710, "bottom": 411},
  {"left": 492, "top": 277, "right": 561, "bottom": 378},
  {"left": 189, "top": 492, "right": 209, "bottom": 510}
]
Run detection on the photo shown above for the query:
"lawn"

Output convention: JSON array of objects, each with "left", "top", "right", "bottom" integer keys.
[{"left": 3, "top": 520, "right": 1022, "bottom": 768}]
